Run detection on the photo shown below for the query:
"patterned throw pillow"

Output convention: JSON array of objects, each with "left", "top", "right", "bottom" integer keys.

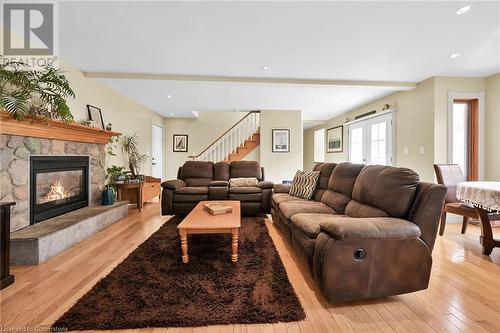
[
  {"left": 229, "top": 177, "right": 259, "bottom": 187},
  {"left": 289, "top": 170, "right": 320, "bottom": 199}
]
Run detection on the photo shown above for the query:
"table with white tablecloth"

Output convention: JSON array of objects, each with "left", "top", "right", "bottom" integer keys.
[{"left": 457, "top": 181, "right": 500, "bottom": 255}]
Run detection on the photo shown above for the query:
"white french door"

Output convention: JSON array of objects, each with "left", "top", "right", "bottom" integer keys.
[{"left": 348, "top": 113, "right": 393, "bottom": 165}]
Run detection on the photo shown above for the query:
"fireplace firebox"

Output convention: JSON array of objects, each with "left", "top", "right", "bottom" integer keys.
[{"left": 30, "top": 156, "right": 89, "bottom": 225}]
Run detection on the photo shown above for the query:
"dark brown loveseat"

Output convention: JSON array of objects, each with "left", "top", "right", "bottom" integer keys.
[
  {"left": 272, "top": 162, "right": 447, "bottom": 303},
  {"left": 161, "top": 160, "right": 273, "bottom": 215}
]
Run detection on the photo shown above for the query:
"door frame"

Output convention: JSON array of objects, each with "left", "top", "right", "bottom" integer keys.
[
  {"left": 447, "top": 92, "right": 485, "bottom": 180},
  {"left": 150, "top": 122, "right": 164, "bottom": 179}
]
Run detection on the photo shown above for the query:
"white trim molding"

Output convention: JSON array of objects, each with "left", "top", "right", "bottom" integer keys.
[{"left": 447, "top": 92, "right": 485, "bottom": 180}]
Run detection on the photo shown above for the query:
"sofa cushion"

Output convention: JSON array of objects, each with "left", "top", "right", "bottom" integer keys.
[
  {"left": 184, "top": 178, "right": 212, "bottom": 187},
  {"left": 311, "top": 163, "right": 336, "bottom": 201},
  {"left": 321, "top": 162, "right": 364, "bottom": 214},
  {"left": 214, "top": 161, "right": 230, "bottom": 181},
  {"left": 291, "top": 213, "right": 347, "bottom": 238},
  {"left": 181, "top": 161, "right": 214, "bottom": 180},
  {"left": 174, "top": 186, "right": 209, "bottom": 195},
  {"left": 229, "top": 177, "right": 258, "bottom": 187},
  {"left": 289, "top": 170, "right": 320, "bottom": 199},
  {"left": 230, "top": 161, "right": 261, "bottom": 180},
  {"left": 228, "top": 187, "right": 262, "bottom": 194},
  {"left": 271, "top": 193, "right": 305, "bottom": 210},
  {"left": 319, "top": 217, "right": 421, "bottom": 240},
  {"left": 279, "top": 200, "right": 334, "bottom": 220},
  {"left": 347, "top": 165, "right": 419, "bottom": 218}
]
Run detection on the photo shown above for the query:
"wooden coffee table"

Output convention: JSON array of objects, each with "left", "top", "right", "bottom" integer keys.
[{"left": 177, "top": 201, "right": 241, "bottom": 263}]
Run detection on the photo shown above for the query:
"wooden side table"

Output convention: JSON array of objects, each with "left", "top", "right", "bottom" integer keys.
[
  {"left": 116, "top": 182, "right": 144, "bottom": 211},
  {"left": 1, "top": 202, "right": 15, "bottom": 290}
]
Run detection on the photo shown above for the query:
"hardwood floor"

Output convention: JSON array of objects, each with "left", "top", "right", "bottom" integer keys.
[{"left": 2, "top": 201, "right": 500, "bottom": 332}]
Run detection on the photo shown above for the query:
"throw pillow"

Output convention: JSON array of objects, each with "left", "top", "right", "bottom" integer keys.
[
  {"left": 229, "top": 177, "right": 259, "bottom": 187},
  {"left": 289, "top": 170, "right": 320, "bottom": 199}
]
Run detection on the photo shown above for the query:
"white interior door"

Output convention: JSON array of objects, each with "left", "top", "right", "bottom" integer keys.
[
  {"left": 151, "top": 123, "right": 163, "bottom": 179},
  {"left": 348, "top": 112, "right": 393, "bottom": 166}
]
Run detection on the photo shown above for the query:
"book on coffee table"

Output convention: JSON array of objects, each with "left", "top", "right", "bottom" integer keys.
[{"left": 203, "top": 203, "right": 233, "bottom": 215}]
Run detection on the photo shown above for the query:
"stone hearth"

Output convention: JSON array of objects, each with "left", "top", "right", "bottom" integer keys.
[
  {"left": 10, "top": 202, "right": 128, "bottom": 265},
  {"left": 0, "top": 134, "right": 105, "bottom": 232}
]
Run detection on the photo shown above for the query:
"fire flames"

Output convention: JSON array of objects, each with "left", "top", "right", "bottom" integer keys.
[{"left": 45, "top": 180, "right": 70, "bottom": 201}]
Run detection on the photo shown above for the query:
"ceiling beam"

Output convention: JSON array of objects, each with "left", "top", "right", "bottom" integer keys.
[{"left": 83, "top": 72, "right": 417, "bottom": 90}]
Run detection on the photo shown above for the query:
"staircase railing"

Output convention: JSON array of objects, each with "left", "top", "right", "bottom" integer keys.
[{"left": 189, "top": 111, "right": 260, "bottom": 162}]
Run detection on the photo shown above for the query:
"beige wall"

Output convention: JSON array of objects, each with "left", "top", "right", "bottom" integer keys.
[
  {"left": 485, "top": 73, "right": 500, "bottom": 180},
  {"left": 61, "top": 61, "right": 166, "bottom": 178},
  {"left": 304, "top": 75, "right": 500, "bottom": 183},
  {"left": 260, "top": 110, "right": 303, "bottom": 183},
  {"left": 304, "top": 78, "right": 436, "bottom": 181},
  {"left": 163, "top": 112, "right": 247, "bottom": 179}
]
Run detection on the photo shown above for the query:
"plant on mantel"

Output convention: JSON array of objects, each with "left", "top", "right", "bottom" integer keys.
[{"left": 0, "top": 55, "right": 75, "bottom": 123}]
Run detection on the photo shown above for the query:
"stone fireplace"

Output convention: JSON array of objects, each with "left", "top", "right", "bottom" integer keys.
[
  {"left": 30, "top": 155, "right": 90, "bottom": 225},
  {"left": 0, "top": 134, "right": 105, "bottom": 232}
]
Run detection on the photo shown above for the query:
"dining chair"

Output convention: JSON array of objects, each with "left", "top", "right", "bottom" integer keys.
[{"left": 433, "top": 164, "right": 478, "bottom": 235}]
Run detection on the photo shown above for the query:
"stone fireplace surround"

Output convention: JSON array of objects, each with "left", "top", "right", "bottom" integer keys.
[{"left": 0, "top": 134, "right": 105, "bottom": 232}]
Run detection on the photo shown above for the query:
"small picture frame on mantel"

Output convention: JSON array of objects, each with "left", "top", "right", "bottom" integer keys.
[{"left": 87, "top": 105, "right": 105, "bottom": 130}]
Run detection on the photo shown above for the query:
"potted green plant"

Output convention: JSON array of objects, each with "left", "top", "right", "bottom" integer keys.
[
  {"left": 0, "top": 56, "right": 75, "bottom": 122},
  {"left": 120, "top": 134, "right": 148, "bottom": 181}
]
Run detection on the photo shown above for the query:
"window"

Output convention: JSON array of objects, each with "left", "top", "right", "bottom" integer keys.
[
  {"left": 314, "top": 128, "right": 325, "bottom": 162},
  {"left": 348, "top": 113, "right": 393, "bottom": 165},
  {"left": 450, "top": 99, "right": 479, "bottom": 180},
  {"left": 452, "top": 102, "right": 467, "bottom": 175}
]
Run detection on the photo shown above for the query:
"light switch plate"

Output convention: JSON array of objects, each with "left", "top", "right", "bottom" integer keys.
[{"left": 419, "top": 146, "right": 425, "bottom": 154}]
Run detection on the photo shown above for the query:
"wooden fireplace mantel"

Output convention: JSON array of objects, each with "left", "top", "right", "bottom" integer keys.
[{"left": 0, "top": 112, "right": 121, "bottom": 144}]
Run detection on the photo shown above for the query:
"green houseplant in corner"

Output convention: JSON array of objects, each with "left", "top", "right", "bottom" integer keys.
[{"left": 0, "top": 56, "right": 75, "bottom": 122}]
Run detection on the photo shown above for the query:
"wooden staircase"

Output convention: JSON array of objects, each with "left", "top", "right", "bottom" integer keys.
[
  {"left": 226, "top": 130, "right": 260, "bottom": 161},
  {"left": 189, "top": 111, "right": 260, "bottom": 163}
]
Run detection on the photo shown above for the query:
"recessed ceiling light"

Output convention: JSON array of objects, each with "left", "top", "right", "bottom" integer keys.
[
  {"left": 261, "top": 66, "right": 269, "bottom": 70},
  {"left": 167, "top": 94, "right": 172, "bottom": 99},
  {"left": 456, "top": 5, "right": 472, "bottom": 15},
  {"left": 450, "top": 53, "right": 462, "bottom": 59}
]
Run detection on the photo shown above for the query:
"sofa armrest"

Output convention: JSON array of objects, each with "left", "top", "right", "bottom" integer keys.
[
  {"left": 257, "top": 181, "right": 274, "bottom": 189},
  {"left": 161, "top": 179, "right": 186, "bottom": 190},
  {"left": 320, "top": 217, "right": 421, "bottom": 240},
  {"left": 407, "top": 182, "right": 447, "bottom": 251},
  {"left": 210, "top": 180, "right": 229, "bottom": 187},
  {"left": 273, "top": 184, "right": 291, "bottom": 193}
]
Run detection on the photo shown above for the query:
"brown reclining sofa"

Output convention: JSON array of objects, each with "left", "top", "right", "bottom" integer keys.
[
  {"left": 161, "top": 160, "right": 273, "bottom": 215},
  {"left": 272, "top": 162, "right": 447, "bottom": 303}
]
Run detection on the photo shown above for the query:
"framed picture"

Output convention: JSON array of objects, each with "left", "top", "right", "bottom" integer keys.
[
  {"left": 327, "top": 125, "right": 343, "bottom": 153},
  {"left": 272, "top": 129, "right": 290, "bottom": 152},
  {"left": 86, "top": 105, "right": 105, "bottom": 130},
  {"left": 173, "top": 134, "right": 188, "bottom": 152}
]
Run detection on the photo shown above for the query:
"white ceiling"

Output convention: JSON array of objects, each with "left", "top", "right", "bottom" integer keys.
[{"left": 59, "top": 1, "right": 500, "bottom": 123}]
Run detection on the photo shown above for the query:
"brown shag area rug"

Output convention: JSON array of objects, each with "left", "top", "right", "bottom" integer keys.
[{"left": 52, "top": 216, "right": 305, "bottom": 330}]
